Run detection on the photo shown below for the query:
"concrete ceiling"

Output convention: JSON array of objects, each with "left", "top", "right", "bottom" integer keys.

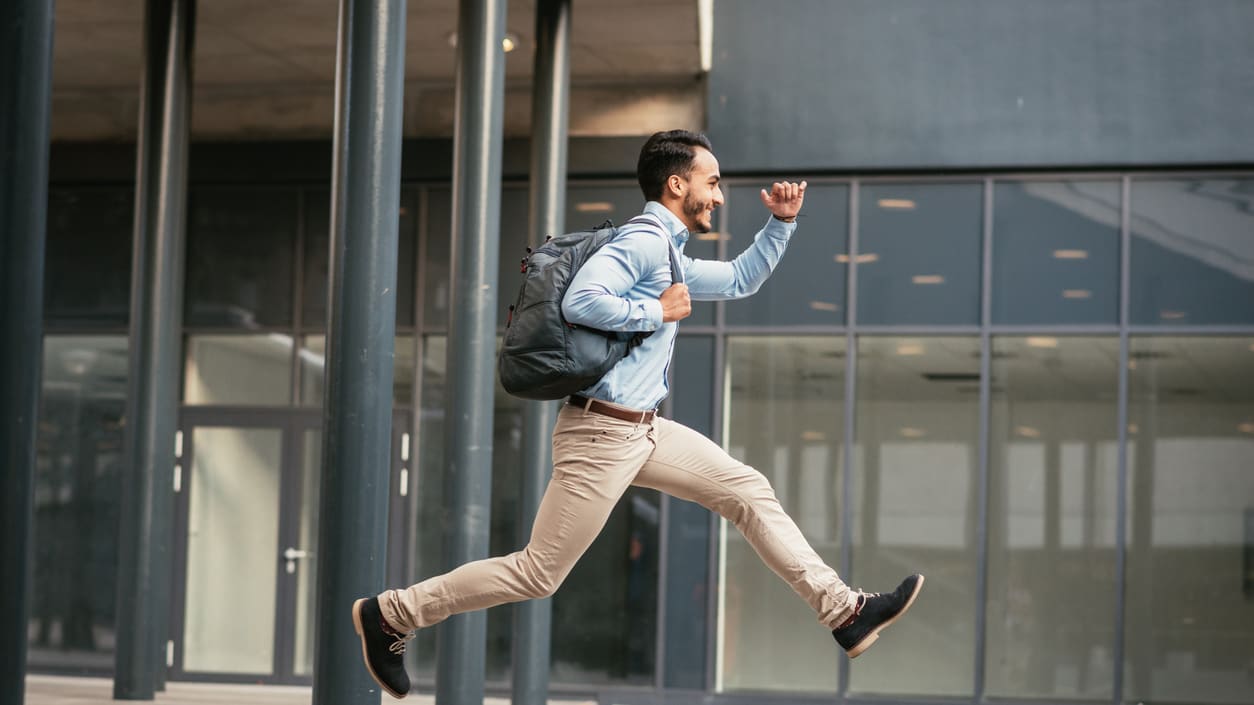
[{"left": 51, "top": 0, "right": 706, "bottom": 141}]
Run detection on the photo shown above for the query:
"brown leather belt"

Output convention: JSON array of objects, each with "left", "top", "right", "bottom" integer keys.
[{"left": 569, "top": 394, "right": 656, "bottom": 424}]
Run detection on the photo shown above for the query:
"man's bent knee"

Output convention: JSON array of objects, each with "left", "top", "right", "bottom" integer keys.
[
  {"left": 512, "top": 549, "right": 566, "bottom": 599},
  {"left": 708, "top": 467, "right": 777, "bottom": 525}
]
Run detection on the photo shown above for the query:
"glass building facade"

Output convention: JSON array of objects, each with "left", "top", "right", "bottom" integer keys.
[{"left": 31, "top": 172, "right": 1254, "bottom": 704}]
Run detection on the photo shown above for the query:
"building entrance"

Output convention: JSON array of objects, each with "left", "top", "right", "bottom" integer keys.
[{"left": 170, "top": 407, "right": 410, "bottom": 685}]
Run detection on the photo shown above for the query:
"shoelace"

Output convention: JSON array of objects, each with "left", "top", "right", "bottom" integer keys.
[{"left": 388, "top": 632, "right": 415, "bottom": 655}]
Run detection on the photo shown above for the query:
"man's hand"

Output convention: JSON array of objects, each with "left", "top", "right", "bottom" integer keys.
[
  {"left": 760, "top": 180, "right": 807, "bottom": 222},
  {"left": 659, "top": 283, "right": 691, "bottom": 323}
]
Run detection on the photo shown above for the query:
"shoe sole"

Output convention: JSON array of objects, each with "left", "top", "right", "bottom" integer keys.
[
  {"left": 352, "top": 598, "right": 407, "bottom": 700},
  {"left": 846, "top": 574, "right": 925, "bottom": 659}
]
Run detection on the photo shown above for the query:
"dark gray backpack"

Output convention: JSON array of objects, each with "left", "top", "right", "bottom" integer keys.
[{"left": 498, "top": 216, "right": 681, "bottom": 400}]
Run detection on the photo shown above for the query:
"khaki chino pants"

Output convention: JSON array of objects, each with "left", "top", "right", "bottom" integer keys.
[{"left": 378, "top": 400, "right": 858, "bottom": 632}]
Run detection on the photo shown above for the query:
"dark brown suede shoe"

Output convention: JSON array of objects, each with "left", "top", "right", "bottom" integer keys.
[
  {"left": 352, "top": 597, "right": 413, "bottom": 699},
  {"left": 831, "top": 574, "right": 924, "bottom": 658}
]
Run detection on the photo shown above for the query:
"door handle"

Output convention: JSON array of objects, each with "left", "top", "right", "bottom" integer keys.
[{"left": 284, "top": 547, "right": 315, "bottom": 574}]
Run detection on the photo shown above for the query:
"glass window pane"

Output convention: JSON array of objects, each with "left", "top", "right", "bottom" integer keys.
[
  {"left": 184, "top": 334, "right": 293, "bottom": 405},
  {"left": 1125, "top": 336, "right": 1254, "bottom": 704},
  {"left": 986, "top": 336, "right": 1119, "bottom": 699},
  {"left": 719, "top": 336, "right": 845, "bottom": 694},
  {"left": 724, "top": 183, "right": 848, "bottom": 326},
  {"left": 28, "top": 336, "right": 128, "bottom": 671},
  {"left": 44, "top": 188, "right": 133, "bottom": 327},
  {"left": 185, "top": 188, "right": 297, "bottom": 328},
  {"left": 183, "top": 427, "right": 282, "bottom": 673},
  {"left": 303, "top": 188, "right": 416, "bottom": 329},
  {"left": 299, "top": 334, "right": 414, "bottom": 408},
  {"left": 410, "top": 336, "right": 659, "bottom": 687},
  {"left": 992, "top": 182, "right": 1121, "bottom": 324},
  {"left": 851, "top": 336, "right": 979, "bottom": 696},
  {"left": 857, "top": 184, "right": 983, "bottom": 325},
  {"left": 1130, "top": 179, "right": 1254, "bottom": 325}
]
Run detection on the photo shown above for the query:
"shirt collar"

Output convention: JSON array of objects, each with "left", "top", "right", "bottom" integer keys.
[{"left": 643, "top": 201, "right": 690, "bottom": 249}]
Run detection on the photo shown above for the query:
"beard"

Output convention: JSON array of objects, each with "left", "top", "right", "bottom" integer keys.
[{"left": 682, "top": 192, "right": 713, "bottom": 233}]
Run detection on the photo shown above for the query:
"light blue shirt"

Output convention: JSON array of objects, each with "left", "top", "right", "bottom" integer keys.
[{"left": 561, "top": 200, "right": 797, "bottom": 410}]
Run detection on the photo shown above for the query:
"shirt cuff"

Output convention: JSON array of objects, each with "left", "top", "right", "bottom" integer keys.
[
  {"left": 763, "top": 215, "right": 797, "bottom": 239},
  {"left": 638, "top": 298, "right": 664, "bottom": 330}
]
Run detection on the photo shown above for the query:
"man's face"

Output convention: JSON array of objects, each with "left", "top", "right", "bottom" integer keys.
[{"left": 679, "top": 147, "right": 724, "bottom": 234}]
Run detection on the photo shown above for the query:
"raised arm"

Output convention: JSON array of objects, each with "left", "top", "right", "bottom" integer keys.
[{"left": 685, "top": 180, "right": 807, "bottom": 300}]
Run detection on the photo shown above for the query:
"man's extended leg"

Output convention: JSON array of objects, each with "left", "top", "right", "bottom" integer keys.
[
  {"left": 633, "top": 416, "right": 922, "bottom": 657},
  {"left": 633, "top": 416, "right": 858, "bottom": 627}
]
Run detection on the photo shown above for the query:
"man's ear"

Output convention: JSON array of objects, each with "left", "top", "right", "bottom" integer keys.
[{"left": 666, "top": 174, "right": 685, "bottom": 198}]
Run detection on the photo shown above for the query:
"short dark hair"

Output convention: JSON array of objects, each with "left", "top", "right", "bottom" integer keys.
[{"left": 636, "top": 130, "right": 713, "bottom": 201}]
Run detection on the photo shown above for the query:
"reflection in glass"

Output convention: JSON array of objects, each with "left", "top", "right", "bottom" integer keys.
[
  {"left": 411, "top": 336, "right": 659, "bottom": 687},
  {"left": 1130, "top": 179, "right": 1254, "bottom": 325},
  {"left": 724, "top": 184, "right": 848, "bottom": 326},
  {"left": 299, "top": 335, "right": 414, "bottom": 407},
  {"left": 851, "top": 336, "right": 979, "bottom": 696},
  {"left": 858, "top": 184, "right": 983, "bottom": 325},
  {"left": 28, "top": 336, "right": 128, "bottom": 671},
  {"left": 719, "top": 336, "right": 845, "bottom": 694},
  {"left": 183, "top": 427, "right": 282, "bottom": 674},
  {"left": 992, "top": 182, "right": 1121, "bottom": 324},
  {"left": 1125, "top": 337, "right": 1254, "bottom": 704},
  {"left": 986, "top": 337, "right": 1119, "bottom": 699},
  {"left": 184, "top": 334, "right": 292, "bottom": 405},
  {"left": 184, "top": 188, "right": 297, "bottom": 328}
]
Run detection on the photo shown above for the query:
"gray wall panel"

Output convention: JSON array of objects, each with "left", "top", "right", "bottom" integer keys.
[{"left": 707, "top": 0, "right": 1254, "bottom": 170}]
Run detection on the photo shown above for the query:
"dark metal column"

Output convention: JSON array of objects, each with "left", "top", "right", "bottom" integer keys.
[
  {"left": 0, "top": 1, "right": 54, "bottom": 703},
  {"left": 512, "top": 3, "right": 570, "bottom": 705},
  {"left": 114, "top": 0, "right": 194, "bottom": 699},
  {"left": 312, "top": 0, "right": 406, "bottom": 703},
  {"left": 438, "top": 0, "right": 507, "bottom": 703}
]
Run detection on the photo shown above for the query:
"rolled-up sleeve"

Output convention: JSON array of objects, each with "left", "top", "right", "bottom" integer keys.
[{"left": 561, "top": 231, "right": 668, "bottom": 332}]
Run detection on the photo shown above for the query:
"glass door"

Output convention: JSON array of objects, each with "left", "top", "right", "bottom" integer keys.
[
  {"left": 175, "top": 417, "right": 289, "bottom": 678},
  {"left": 171, "top": 408, "right": 409, "bottom": 684}
]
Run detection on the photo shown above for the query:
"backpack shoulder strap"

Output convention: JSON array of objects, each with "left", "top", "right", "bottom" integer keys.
[{"left": 624, "top": 213, "right": 684, "bottom": 284}]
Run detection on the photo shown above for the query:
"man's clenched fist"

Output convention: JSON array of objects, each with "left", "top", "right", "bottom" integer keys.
[{"left": 660, "top": 283, "right": 691, "bottom": 322}]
